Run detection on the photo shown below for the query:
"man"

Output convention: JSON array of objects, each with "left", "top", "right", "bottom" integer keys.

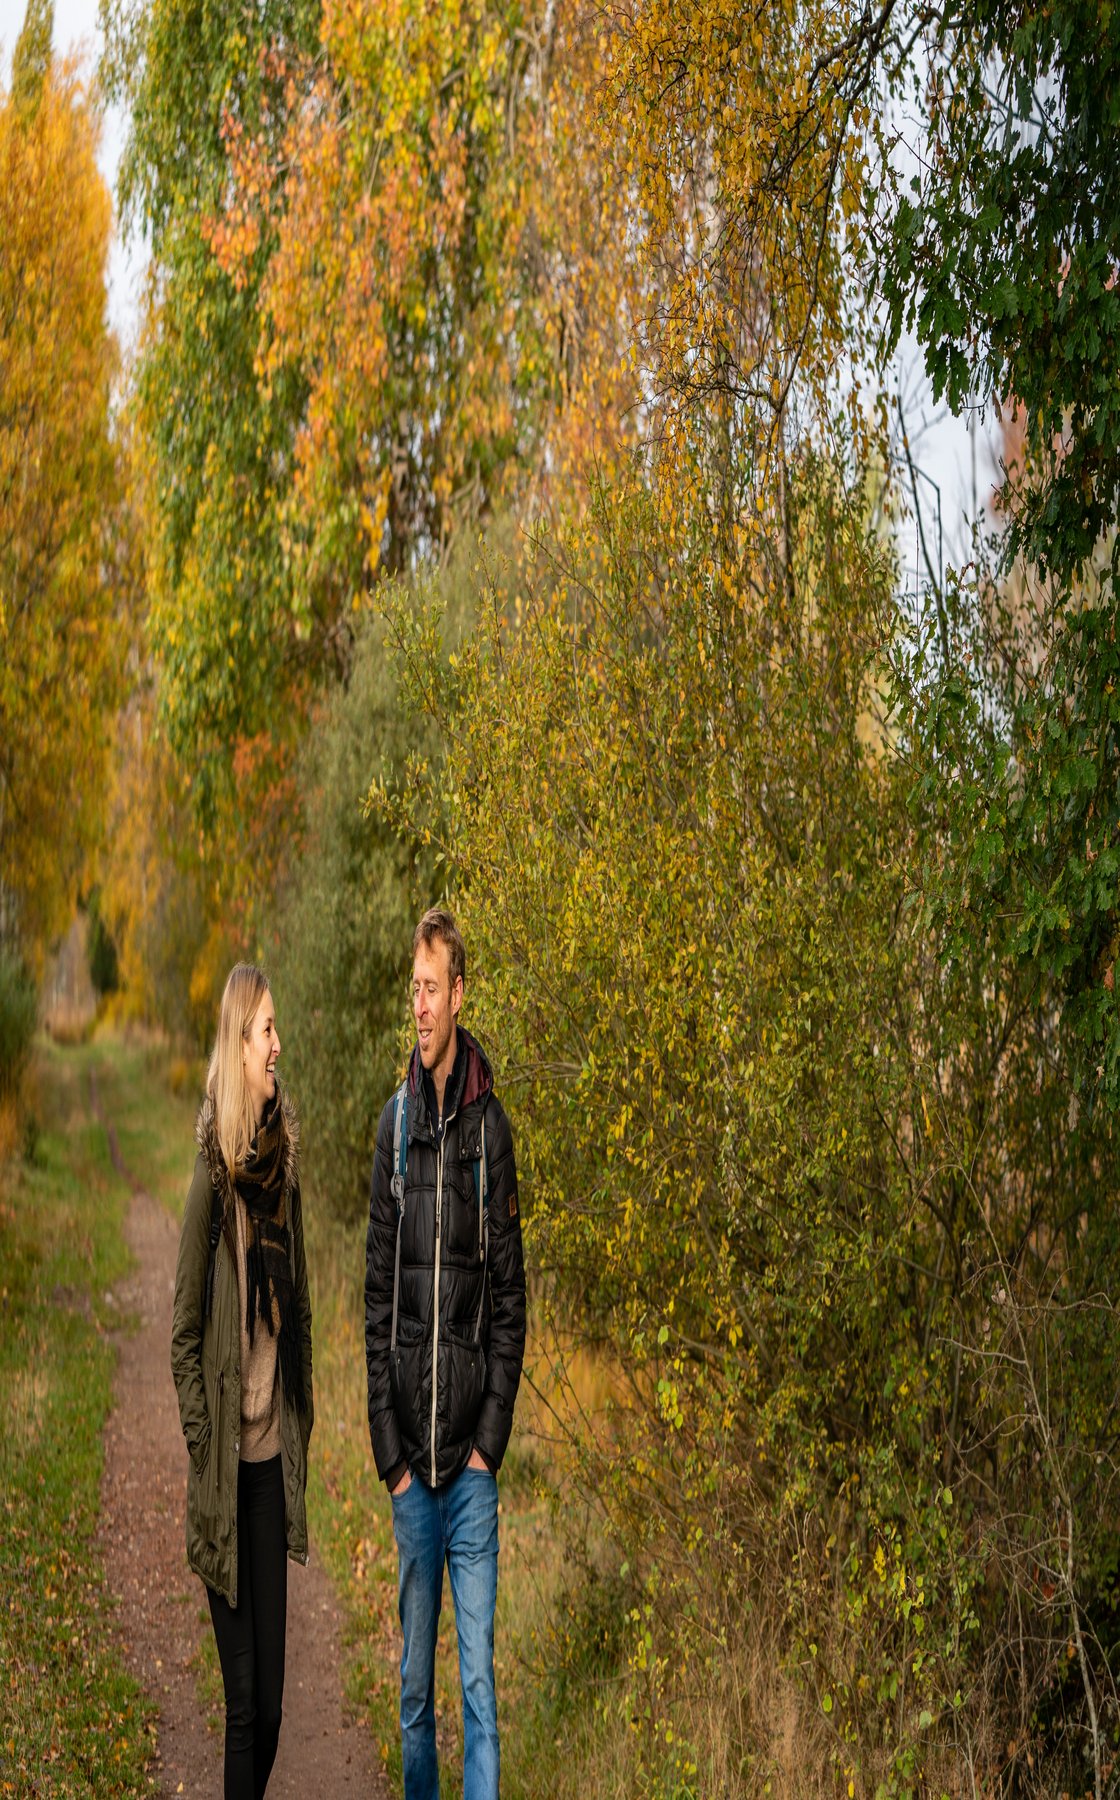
[{"left": 365, "top": 907, "right": 526, "bottom": 1800}]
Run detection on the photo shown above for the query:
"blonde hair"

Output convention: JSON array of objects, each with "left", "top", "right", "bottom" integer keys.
[{"left": 207, "top": 963, "right": 270, "bottom": 1176}]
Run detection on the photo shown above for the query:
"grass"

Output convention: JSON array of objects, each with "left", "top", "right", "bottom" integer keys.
[
  {"left": 88, "top": 1032, "right": 201, "bottom": 1217},
  {"left": 0, "top": 1038, "right": 160, "bottom": 1797},
  {"left": 188, "top": 1617, "right": 224, "bottom": 1735}
]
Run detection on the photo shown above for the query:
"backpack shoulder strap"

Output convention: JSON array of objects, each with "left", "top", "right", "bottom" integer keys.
[
  {"left": 471, "top": 1110, "right": 489, "bottom": 1224},
  {"left": 391, "top": 1078, "right": 408, "bottom": 1214},
  {"left": 390, "top": 1078, "right": 408, "bottom": 1352}
]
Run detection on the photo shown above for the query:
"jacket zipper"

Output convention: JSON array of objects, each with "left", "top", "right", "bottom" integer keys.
[{"left": 429, "top": 1105, "right": 457, "bottom": 1485}]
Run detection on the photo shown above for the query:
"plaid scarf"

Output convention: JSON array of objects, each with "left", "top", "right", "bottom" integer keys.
[{"left": 235, "top": 1087, "right": 306, "bottom": 1415}]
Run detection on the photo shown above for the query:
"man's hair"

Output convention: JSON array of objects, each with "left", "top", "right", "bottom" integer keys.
[{"left": 413, "top": 907, "right": 466, "bottom": 990}]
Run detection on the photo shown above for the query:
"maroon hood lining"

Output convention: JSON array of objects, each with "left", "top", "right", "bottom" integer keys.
[{"left": 407, "top": 1025, "right": 493, "bottom": 1116}]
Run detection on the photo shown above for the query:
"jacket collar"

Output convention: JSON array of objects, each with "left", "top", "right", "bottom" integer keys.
[{"left": 407, "top": 1025, "right": 493, "bottom": 1141}]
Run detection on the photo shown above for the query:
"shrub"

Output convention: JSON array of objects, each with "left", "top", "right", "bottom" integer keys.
[{"left": 379, "top": 456, "right": 1120, "bottom": 1796}]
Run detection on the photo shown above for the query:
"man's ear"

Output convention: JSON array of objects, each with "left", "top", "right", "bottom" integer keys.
[{"left": 451, "top": 975, "right": 464, "bottom": 1019}]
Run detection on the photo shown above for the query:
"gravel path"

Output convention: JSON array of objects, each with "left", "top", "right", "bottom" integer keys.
[{"left": 93, "top": 1074, "right": 387, "bottom": 1798}]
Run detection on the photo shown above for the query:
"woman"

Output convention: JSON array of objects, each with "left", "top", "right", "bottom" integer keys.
[{"left": 171, "top": 964, "right": 314, "bottom": 1799}]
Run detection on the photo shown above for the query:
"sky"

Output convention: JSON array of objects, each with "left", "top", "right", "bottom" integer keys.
[{"left": 0, "top": 0, "right": 998, "bottom": 583}]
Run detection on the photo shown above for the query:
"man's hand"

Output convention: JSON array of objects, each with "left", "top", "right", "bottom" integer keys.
[
  {"left": 466, "top": 1448, "right": 489, "bottom": 1471},
  {"left": 391, "top": 1468, "right": 412, "bottom": 1497}
]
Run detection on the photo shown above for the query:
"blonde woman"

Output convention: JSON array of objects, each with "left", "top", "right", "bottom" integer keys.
[{"left": 171, "top": 964, "right": 313, "bottom": 1799}]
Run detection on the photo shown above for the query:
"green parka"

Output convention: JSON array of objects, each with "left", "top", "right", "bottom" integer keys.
[{"left": 170, "top": 1093, "right": 313, "bottom": 1607}]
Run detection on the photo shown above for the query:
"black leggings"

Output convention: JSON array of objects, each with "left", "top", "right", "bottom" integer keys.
[{"left": 207, "top": 1455, "right": 288, "bottom": 1800}]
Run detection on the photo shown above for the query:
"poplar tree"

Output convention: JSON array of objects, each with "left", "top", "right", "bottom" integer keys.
[{"left": 0, "top": 5, "right": 120, "bottom": 955}]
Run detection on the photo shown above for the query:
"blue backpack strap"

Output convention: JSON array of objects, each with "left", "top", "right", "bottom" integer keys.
[
  {"left": 390, "top": 1079, "right": 408, "bottom": 1352},
  {"left": 391, "top": 1079, "right": 408, "bottom": 1212}
]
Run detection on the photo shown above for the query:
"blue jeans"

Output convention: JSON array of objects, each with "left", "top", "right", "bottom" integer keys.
[{"left": 391, "top": 1464, "right": 500, "bottom": 1800}]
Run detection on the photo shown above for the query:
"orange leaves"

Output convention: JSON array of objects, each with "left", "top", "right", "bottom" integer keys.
[
  {"left": 184, "top": 0, "right": 650, "bottom": 579},
  {"left": 201, "top": 116, "right": 267, "bottom": 291}
]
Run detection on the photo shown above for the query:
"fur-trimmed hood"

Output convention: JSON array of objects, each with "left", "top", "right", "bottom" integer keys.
[{"left": 195, "top": 1086, "right": 301, "bottom": 1208}]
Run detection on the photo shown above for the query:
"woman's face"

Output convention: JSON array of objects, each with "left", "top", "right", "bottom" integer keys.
[{"left": 242, "top": 987, "right": 280, "bottom": 1126}]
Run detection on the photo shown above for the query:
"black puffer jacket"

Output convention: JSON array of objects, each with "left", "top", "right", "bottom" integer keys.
[{"left": 365, "top": 1028, "right": 526, "bottom": 1489}]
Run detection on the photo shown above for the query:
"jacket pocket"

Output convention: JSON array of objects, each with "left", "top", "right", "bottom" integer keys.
[
  {"left": 186, "top": 1370, "right": 222, "bottom": 1573},
  {"left": 390, "top": 1320, "right": 430, "bottom": 1452},
  {"left": 213, "top": 1369, "right": 223, "bottom": 1474},
  {"left": 202, "top": 1372, "right": 222, "bottom": 1519},
  {"left": 439, "top": 1328, "right": 487, "bottom": 1442},
  {"left": 449, "top": 1147, "right": 485, "bottom": 1259},
  {"left": 188, "top": 1421, "right": 212, "bottom": 1481}
]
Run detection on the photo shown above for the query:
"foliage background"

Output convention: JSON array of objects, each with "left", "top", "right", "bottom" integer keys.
[{"left": 4, "top": 0, "right": 1120, "bottom": 1791}]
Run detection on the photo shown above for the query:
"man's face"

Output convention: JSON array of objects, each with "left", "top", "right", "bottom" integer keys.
[{"left": 412, "top": 936, "right": 462, "bottom": 1078}]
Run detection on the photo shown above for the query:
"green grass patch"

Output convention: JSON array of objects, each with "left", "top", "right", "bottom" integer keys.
[
  {"left": 0, "top": 1040, "right": 157, "bottom": 1797},
  {"left": 188, "top": 1611, "right": 224, "bottom": 1736},
  {"left": 87, "top": 1032, "right": 200, "bottom": 1218}
]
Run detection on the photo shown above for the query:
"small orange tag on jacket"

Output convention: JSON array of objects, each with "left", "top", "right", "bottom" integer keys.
[{"left": 509, "top": 1190, "right": 518, "bottom": 1219}]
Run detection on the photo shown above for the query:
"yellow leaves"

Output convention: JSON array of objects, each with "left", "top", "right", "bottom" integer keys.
[
  {"left": 0, "top": 55, "right": 119, "bottom": 952},
  {"left": 360, "top": 478, "right": 391, "bottom": 576}
]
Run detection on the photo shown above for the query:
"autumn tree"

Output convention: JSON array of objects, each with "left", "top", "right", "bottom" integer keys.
[
  {"left": 0, "top": 1, "right": 121, "bottom": 958},
  {"left": 101, "top": 0, "right": 628, "bottom": 817},
  {"left": 99, "top": 0, "right": 320, "bottom": 828}
]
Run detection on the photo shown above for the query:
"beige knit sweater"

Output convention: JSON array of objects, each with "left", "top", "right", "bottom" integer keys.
[{"left": 233, "top": 1193, "right": 281, "bottom": 1462}]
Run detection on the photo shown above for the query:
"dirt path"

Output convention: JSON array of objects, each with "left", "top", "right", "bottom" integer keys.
[{"left": 92, "top": 1073, "right": 387, "bottom": 1798}]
